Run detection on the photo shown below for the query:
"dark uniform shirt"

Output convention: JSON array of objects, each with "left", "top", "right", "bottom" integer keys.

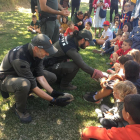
[
  {"left": 43, "top": 36, "right": 94, "bottom": 76},
  {"left": 0, "top": 43, "right": 44, "bottom": 89},
  {"left": 37, "top": 0, "right": 58, "bottom": 18}
]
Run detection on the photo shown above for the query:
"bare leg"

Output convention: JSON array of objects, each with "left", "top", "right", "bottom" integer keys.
[
  {"left": 94, "top": 88, "right": 113, "bottom": 100},
  {"left": 96, "top": 39, "right": 105, "bottom": 45}
]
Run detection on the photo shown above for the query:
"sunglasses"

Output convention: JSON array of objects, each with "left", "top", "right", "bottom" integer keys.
[{"left": 115, "top": 18, "right": 119, "bottom": 19}]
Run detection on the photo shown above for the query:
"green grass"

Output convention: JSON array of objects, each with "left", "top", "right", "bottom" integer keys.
[{"left": 0, "top": 2, "right": 115, "bottom": 140}]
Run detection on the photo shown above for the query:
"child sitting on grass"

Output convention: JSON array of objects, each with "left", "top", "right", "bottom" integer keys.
[
  {"left": 83, "top": 11, "right": 92, "bottom": 27},
  {"left": 102, "top": 32, "right": 129, "bottom": 56},
  {"left": 81, "top": 94, "right": 140, "bottom": 140},
  {"left": 110, "top": 39, "right": 132, "bottom": 64},
  {"left": 83, "top": 58, "right": 140, "bottom": 103},
  {"left": 64, "top": 21, "right": 79, "bottom": 36},
  {"left": 95, "top": 81, "right": 137, "bottom": 129},
  {"left": 83, "top": 22, "right": 94, "bottom": 39},
  {"left": 93, "top": 21, "right": 113, "bottom": 46},
  {"left": 129, "top": 18, "right": 140, "bottom": 50},
  {"left": 109, "top": 49, "right": 140, "bottom": 74},
  {"left": 27, "top": 15, "right": 40, "bottom": 34},
  {"left": 112, "top": 21, "right": 119, "bottom": 38},
  {"left": 59, "top": 16, "right": 69, "bottom": 34}
]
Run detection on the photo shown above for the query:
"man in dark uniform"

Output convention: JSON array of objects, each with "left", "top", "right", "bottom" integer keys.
[
  {"left": 0, "top": 34, "right": 70, "bottom": 123},
  {"left": 89, "top": 0, "right": 94, "bottom": 15},
  {"left": 37, "top": 0, "right": 70, "bottom": 43},
  {"left": 110, "top": 0, "right": 121, "bottom": 23},
  {"left": 43, "top": 30, "right": 106, "bottom": 90}
]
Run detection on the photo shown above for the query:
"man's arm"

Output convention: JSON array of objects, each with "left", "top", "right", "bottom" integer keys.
[
  {"left": 32, "top": 86, "right": 53, "bottom": 101},
  {"left": 36, "top": 75, "right": 53, "bottom": 93},
  {"left": 39, "top": 0, "right": 70, "bottom": 16}
]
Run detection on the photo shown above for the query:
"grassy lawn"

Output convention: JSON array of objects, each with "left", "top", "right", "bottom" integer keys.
[{"left": 0, "top": 2, "right": 115, "bottom": 140}]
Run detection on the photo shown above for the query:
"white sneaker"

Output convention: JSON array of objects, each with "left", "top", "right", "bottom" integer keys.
[{"left": 95, "top": 108, "right": 103, "bottom": 118}]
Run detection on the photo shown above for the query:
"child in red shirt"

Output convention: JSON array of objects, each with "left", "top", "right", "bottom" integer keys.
[
  {"left": 81, "top": 94, "right": 140, "bottom": 140},
  {"left": 110, "top": 39, "right": 132, "bottom": 63},
  {"left": 64, "top": 21, "right": 79, "bottom": 36}
]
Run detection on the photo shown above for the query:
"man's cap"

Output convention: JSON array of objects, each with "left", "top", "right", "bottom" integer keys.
[
  {"left": 31, "top": 34, "right": 58, "bottom": 55},
  {"left": 79, "top": 30, "right": 95, "bottom": 46},
  {"left": 103, "top": 21, "right": 110, "bottom": 26}
]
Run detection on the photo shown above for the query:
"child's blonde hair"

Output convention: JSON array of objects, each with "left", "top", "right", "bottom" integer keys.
[
  {"left": 128, "top": 49, "right": 140, "bottom": 64},
  {"left": 67, "top": 21, "right": 74, "bottom": 26},
  {"left": 114, "top": 80, "right": 137, "bottom": 101},
  {"left": 123, "top": 32, "right": 130, "bottom": 38}
]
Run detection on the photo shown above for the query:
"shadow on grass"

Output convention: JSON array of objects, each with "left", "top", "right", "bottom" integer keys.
[{"left": 0, "top": 3, "right": 114, "bottom": 140}]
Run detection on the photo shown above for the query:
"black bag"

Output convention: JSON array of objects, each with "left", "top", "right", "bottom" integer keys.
[{"left": 99, "top": 8, "right": 106, "bottom": 18}]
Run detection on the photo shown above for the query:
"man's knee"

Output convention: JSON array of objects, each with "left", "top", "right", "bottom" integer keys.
[
  {"left": 16, "top": 78, "right": 31, "bottom": 93},
  {"left": 63, "top": 62, "right": 79, "bottom": 73},
  {"left": 43, "top": 70, "right": 57, "bottom": 84}
]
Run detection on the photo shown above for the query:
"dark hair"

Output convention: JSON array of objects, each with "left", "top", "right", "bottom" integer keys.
[
  {"left": 118, "top": 55, "right": 133, "bottom": 65},
  {"left": 124, "top": 94, "right": 140, "bottom": 124},
  {"left": 124, "top": 60, "right": 140, "bottom": 81},
  {"left": 123, "top": 22, "right": 132, "bottom": 32},
  {"left": 77, "top": 11, "right": 83, "bottom": 16},
  {"left": 84, "top": 11, "right": 90, "bottom": 18},
  {"left": 62, "top": 16, "right": 68, "bottom": 24},
  {"left": 71, "top": 30, "right": 83, "bottom": 41},
  {"left": 124, "top": 39, "right": 133, "bottom": 46},
  {"left": 32, "top": 15, "right": 37, "bottom": 18},
  {"left": 113, "top": 14, "right": 120, "bottom": 23},
  {"left": 86, "top": 21, "right": 92, "bottom": 27}
]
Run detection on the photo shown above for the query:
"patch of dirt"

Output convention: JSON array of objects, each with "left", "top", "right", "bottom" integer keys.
[{"left": 0, "top": 1, "right": 31, "bottom": 12}]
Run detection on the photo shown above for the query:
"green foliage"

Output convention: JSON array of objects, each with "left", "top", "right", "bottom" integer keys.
[{"left": 0, "top": 2, "right": 114, "bottom": 140}]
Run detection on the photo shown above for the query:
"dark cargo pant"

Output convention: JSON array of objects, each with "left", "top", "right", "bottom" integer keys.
[
  {"left": 0, "top": 70, "right": 57, "bottom": 112},
  {"left": 46, "top": 61, "right": 79, "bottom": 87},
  {"left": 41, "top": 20, "right": 60, "bottom": 44}
]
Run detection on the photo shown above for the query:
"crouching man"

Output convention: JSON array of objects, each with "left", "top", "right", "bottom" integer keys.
[{"left": 0, "top": 34, "right": 70, "bottom": 123}]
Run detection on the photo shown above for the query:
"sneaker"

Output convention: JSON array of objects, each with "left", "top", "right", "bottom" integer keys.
[
  {"left": 95, "top": 108, "right": 103, "bottom": 118},
  {"left": 60, "top": 84, "right": 77, "bottom": 90},
  {"left": 92, "top": 49, "right": 102, "bottom": 54},
  {"left": 83, "top": 92, "right": 101, "bottom": 103},
  {"left": 100, "top": 51, "right": 105, "bottom": 56},
  {"left": 15, "top": 106, "right": 32, "bottom": 123}
]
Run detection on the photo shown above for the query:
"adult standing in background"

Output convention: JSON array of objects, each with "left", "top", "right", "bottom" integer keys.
[
  {"left": 71, "top": 0, "right": 81, "bottom": 19},
  {"left": 37, "top": 0, "right": 70, "bottom": 44},
  {"left": 130, "top": 0, "right": 140, "bottom": 27},
  {"left": 60, "top": 0, "right": 70, "bottom": 9},
  {"left": 92, "top": 0, "right": 110, "bottom": 37},
  {"left": 89, "top": 0, "right": 94, "bottom": 15},
  {"left": 110, "top": 0, "right": 121, "bottom": 23}
]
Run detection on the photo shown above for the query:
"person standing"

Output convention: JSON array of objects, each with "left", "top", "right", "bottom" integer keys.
[
  {"left": 89, "top": 0, "right": 94, "bottom": 15},
  {"left": 0, "top": 34, "right": 70, "bottom": 123},
  {"left": 92, "top": 0, "right": 110, "bottom": 37},
  {"left": 71, "top": 0, "right": 81, "bottom": 19},
  {"left": 110, "top": 0, "right": 121, "bottom": 23},
  {"left": 37, "top": 0, "right": 70, "bottom": 44}
]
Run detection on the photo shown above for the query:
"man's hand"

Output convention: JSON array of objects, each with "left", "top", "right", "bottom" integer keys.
[
  {"left": 51, "top": 90, "right": 64, "bottom": 98},
  {"left": 50, "top": 97, "right": 70, "bottom": 107},
  {"left": 59, "top": 9, "right": 70, "bottom": 16},
  {"left": 92, "top": 69, "right": 108, "bottom": 80},
  {"left": 77, "top": 21, "right": 83, "bottom": 26}
]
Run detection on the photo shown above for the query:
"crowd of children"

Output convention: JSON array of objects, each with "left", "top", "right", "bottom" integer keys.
[{"left": 27, "top": 1, "right": 140, "bottom": 139}]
